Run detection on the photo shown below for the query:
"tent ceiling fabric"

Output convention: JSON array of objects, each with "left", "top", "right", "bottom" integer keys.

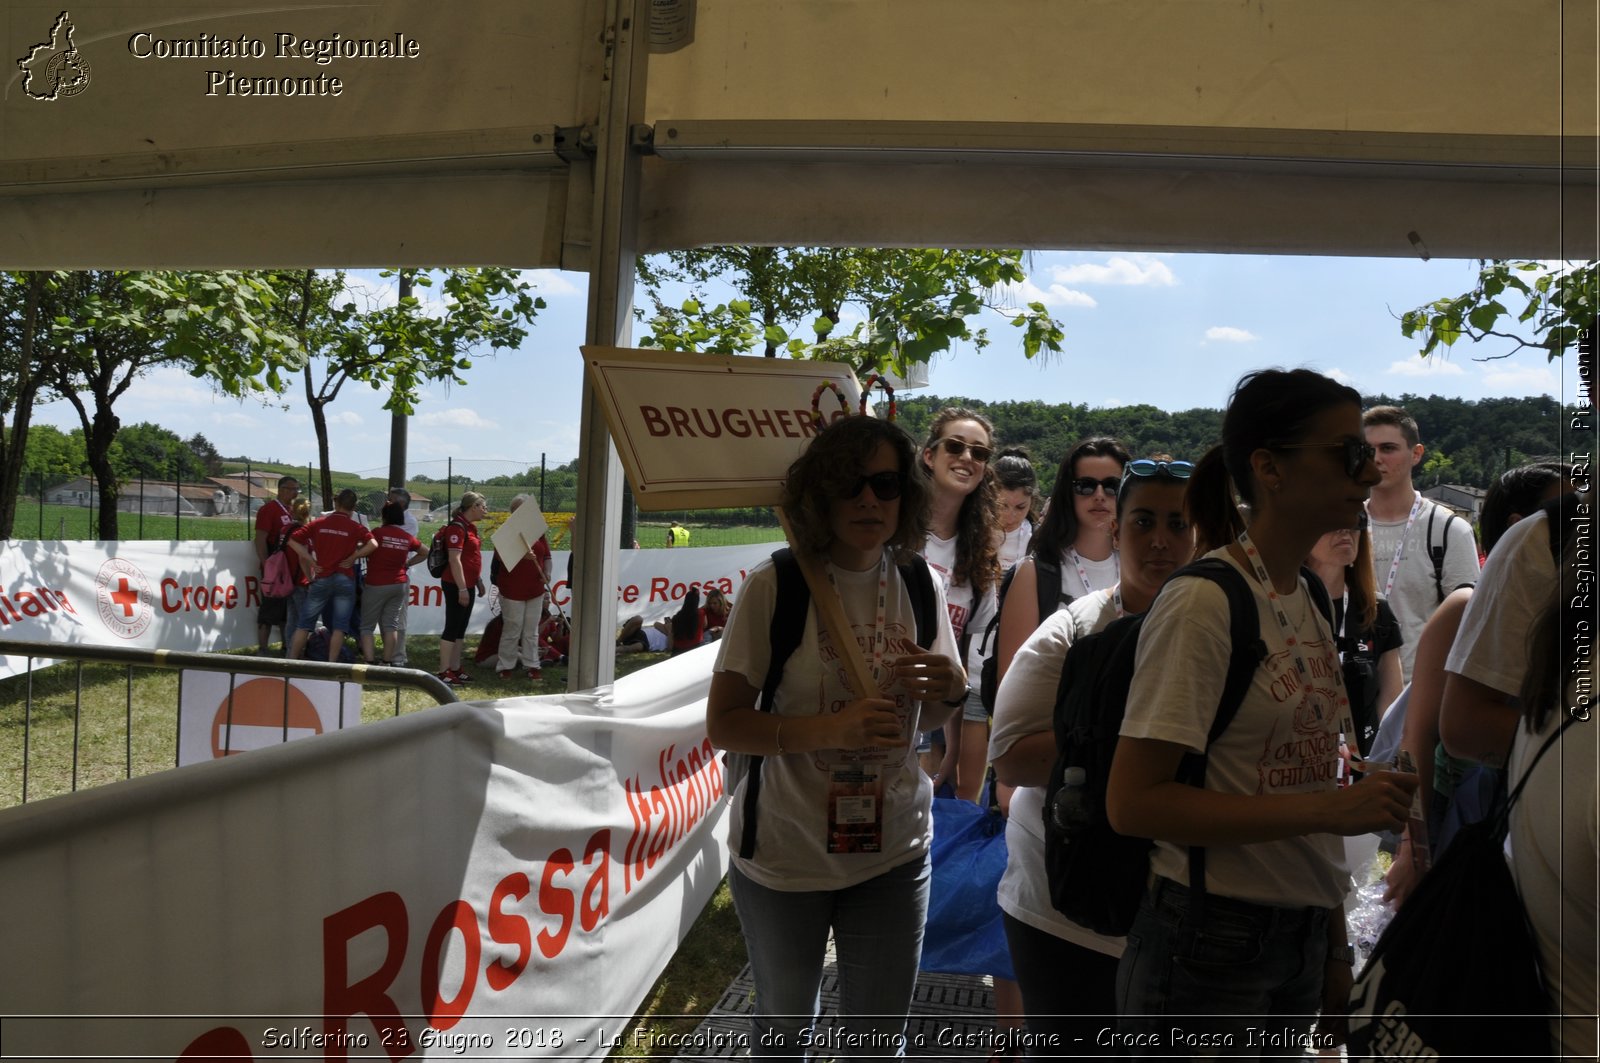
[{"left": 1, "top": 0, "right": 1595, "bottom": 265}]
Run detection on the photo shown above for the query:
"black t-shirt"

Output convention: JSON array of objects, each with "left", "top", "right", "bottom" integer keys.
[{"left": 1335, "top": 596, "right": 1403, "bottom": 756}]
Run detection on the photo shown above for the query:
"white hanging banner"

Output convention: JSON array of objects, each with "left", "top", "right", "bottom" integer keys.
[{"left": 0, "top": 647, "right": 730, "bottom": 1060}]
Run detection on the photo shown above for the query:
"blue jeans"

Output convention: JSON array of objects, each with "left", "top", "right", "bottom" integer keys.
[
  {"left": 297, "top": 574, "right": 355, "bottom": 634},
  {"left": 729, "top": 854, "right": 930, "bottom": 1062},
  {"left": 1115, "top": 877, "right": 1329, "bottom": 1057}
]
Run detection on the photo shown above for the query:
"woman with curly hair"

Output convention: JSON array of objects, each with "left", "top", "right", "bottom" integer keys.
[
  {"left": 707, "top": 414, "right": 966, "bottom": 1059},
  {"left": 916, "top": 407, "right": 1002, "bottom": 796}
]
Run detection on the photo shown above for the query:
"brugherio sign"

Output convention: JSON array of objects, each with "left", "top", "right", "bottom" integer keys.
[{"left": 583, "top": 346, "right": 864, "bottom": 510}]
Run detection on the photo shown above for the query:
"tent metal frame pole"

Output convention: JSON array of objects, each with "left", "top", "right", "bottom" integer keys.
[{"left": 568, "top": 0, "right": 648, "bottom": 691}]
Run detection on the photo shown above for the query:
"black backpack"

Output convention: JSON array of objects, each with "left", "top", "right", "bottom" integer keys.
[
  {"left": 426, "top": 517, "right": 464, "bottom": 579},
  {"left": 1041, "top": 558, "right": 1332, "bottom": 936},
  {"left": 976, "top": 556, "right": 1066, "bottom": 717},
  {"left": 1347, "top": 717, "right": 1577, "bottom": 1060},
  {"left": 732, "top": 548, "right": 939, "bottom": 860}
]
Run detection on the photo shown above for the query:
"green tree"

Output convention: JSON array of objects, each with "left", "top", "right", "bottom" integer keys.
[
  {"left": 636, "top": 247, "right": 1065, "bottom": 377},
  {"left": 0, "top": 273, "right": 67, "bottom": 537},
  {"left": 187, "top": 432, "right": 223, "bottom": 475},
  {"left": 114, "top": 422, "right": 208, "bottom": 481},
  {"left": 278, "top": 268, "right": 544, "bottom": 506},
  {"left": 43, "top": 271, "right": 302, "bottom": 538},
  {"left": 18, "top": 423, "right": 84, "bottom": 491}
]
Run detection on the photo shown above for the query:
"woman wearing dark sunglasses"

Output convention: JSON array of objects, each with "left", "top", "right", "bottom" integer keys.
[
  {"left": 915, "top": 407, "right": 1003, "bottom": 799},
  {"left": 989, "top": 455, "right": 1196, "bottom": 1045},
  {"left": 991, "top": 436, "right": 1130, "bottom": 691},
  {"left": 1106, "top": 369, "right": 1419, "bottom": 1053},
  {"left": 706, "top": 414, "right": 966, "bottom": 1060}
]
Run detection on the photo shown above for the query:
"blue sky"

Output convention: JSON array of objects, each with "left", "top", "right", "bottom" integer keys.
[{"left": 31, "top": 252, "right": 1578, "bottom": 479}]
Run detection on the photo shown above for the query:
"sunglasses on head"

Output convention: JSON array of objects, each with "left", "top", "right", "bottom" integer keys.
[
  {"left": 1120, "top": 459, "right": 1195, "bottom": 488},
  {"left": 1071, "top": 477, "right": 1121, "bottom": 497},
  {"left": 931, "top": 437, "right": 993, "bottom": 464},
  {"left": 841, "top": 470, "right": 905, "bottom": 502},
  {"left": 1278, "top": 439, "right": 1377, "bottom": 479}
]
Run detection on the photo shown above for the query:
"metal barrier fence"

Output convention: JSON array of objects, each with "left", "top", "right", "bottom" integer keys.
[{"left": 0, "top": 642, "right": 456, "bottom": 809}]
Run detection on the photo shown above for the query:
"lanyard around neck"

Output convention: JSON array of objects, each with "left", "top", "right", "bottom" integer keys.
[
  {"left": 1236, "top": 529, "right": 1353, "bottom": 735},
  {"left": 1068, "top": 547, "right": 1119, "bottom": 595},
  {"left": 1375, "top": 491, "right": 1425, "bottom": 598},
  {"left": 826, "top": 549, "right": 891, "bottom": 689}
]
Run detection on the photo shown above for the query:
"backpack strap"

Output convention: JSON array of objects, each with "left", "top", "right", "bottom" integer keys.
[
  {"left": 1035, "top": 555, "right": 1064, "bottom": 620},
  {"left": 896, "top": 552, "right": 938, "bottom": 650},
  {"left": 737, "top": 548, "right": 809, "bottom": 860},
  {"left": 1165, "top": 558, "right": 1268, "bottom": 919},
  {"left": 1425, "top": 504, "right": 1458, "bottom": 604}
]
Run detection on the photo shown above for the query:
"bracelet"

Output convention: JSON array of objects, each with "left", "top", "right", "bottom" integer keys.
[{"left": 774, "top": 718, "right": 786, "bottom": 755}]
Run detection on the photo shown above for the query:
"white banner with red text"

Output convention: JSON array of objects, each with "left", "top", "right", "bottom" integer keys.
[
  {"left": 0, "top": 539, "right": 780, "bottom": 678},
  {"left": 0, "top": 645, "right": 731, "bottom": 1060}
]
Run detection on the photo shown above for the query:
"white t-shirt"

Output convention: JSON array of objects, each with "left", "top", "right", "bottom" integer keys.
[
  {"left": 999, "top": 521, "right": 1034, "bottom": 572},
  {"left": 922, "top": 532, "right": 976, "bottom": 642},
  {"left": 713, "top": 553, "right": 959, "bottom": 891},
  {"left": 1508, "top": 705, "right": 1597, "bottom": 1060},
  {"left": 1368, "top": 495, "right": 1481, "bottom": 679},
  {"left": 1058, "top": 548, "right": 1120, "bottom": 605},
  {"left": 989, "top": 589, "right": 1126, "bottom": 957},
  {"left": 1445, "top": 511, "right": 1556, "bottom": 697},
  {"left": 1120, "top": 549, "right": 1350, "bottom": 909}
]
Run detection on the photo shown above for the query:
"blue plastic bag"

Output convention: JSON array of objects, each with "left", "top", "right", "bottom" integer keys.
[{"left": 920, "top": 794, "right": 1014, "bottom": 980}]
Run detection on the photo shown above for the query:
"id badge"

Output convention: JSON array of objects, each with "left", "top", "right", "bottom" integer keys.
[{"left": 826, "top": 765, "right": 884, "bottom": 853}]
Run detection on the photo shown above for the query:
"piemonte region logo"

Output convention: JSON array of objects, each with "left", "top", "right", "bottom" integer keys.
[
  {"left": 95, "top": 558, "right": 153, "bottom": 639},
  {"left": 17, "top": 11, "right": 92, "bottom": 101}
]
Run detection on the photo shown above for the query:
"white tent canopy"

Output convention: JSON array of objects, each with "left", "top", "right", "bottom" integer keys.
[{"left": 4, "top": 0, "right": 1594, "bottom": 680}]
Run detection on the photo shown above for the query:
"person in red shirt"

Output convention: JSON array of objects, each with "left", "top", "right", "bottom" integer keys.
[
  {"left": 490, "top": 495, "right": 553, "bottom": 680},
  {"left": 359, "top": 500, "right": 426, "bottom": 665},
  {"left": 287, "top": 488, "right": 376, "bottom": 661},
  {"left": 438, "top": 491, "right": 489, "bottom": 685},
  {"left": 253, "top": 476, "right": 299, "bottom": 655}
]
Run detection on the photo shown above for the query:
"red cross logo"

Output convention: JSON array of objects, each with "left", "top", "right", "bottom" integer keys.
[{"left": 110, "top": 578, "right": 139, "bottom": 617}]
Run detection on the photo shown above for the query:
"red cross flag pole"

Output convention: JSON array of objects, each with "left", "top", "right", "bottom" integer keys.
[{"left": 583, "top": 346, "right": 878, "bottom": 697}]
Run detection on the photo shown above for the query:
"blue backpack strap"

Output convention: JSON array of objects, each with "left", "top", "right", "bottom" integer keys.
[{"left": 737, "top": 548, "right": 810, "bottom": 860}]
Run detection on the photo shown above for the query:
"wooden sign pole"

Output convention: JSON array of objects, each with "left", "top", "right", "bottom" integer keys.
[{"left": 775, "top": 506, "right": 879, "bottom": 699}]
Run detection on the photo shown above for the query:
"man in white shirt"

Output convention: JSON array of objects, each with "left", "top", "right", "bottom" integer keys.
[{"left": 1363, "top": 405, "right": 1480, "bottom": 681}]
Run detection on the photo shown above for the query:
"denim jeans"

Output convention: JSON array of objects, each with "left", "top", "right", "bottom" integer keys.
[
  {"left": 729, "top": 854, "right": 930, "bottom": 1062},
  {"left": 1114, "top": 877, "right": 1329, "bottom": 1058},
  {"left": 297, "top": 574, "right": 355, "bottom": 634}
]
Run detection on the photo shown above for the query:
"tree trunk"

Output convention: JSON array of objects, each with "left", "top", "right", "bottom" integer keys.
[
  {"left": 86, "top": 405, "right": 121, "bottom": 540},
  {"left": 305, "top": 364, "right": 335, "bottom": 509},
  {"left": 0, "top": 274, "right": 46, "bottom": 539}
]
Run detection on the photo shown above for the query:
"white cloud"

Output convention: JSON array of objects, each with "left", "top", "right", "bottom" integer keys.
[
  {"left": 520, "top": 269, "right": 583, "bottom": 297},
  {"left": 1204, "top": 326, "right": 1258, "bottom": 343},
  {"left": 1047, "top": 256, "right": 1176, "bottom": 287},
  {"left": 1386, "top": 358, "right": 1465, "bottom": 378},
  {"left": 1324, "top": 368, "right": 1356, "bottom": 386},
  {"left": 1008, "top": 278, "right": 1097, "bottom": 309},
  {"left": 1481, "top": 363, "right": 1559, "bottom": 392},
  {"left": 327, "top": 411, "right": 364, "bottom": 427},
  {"left": 416, "top": 408, "right": 500, "bottom": 431}
]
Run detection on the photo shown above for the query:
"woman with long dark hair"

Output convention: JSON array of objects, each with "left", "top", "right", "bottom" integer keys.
[
  {"left": 1305, "top": 521, "right": 1403, "bottom": 757},
  {"left": 917, "top": 407, "right": 1002, "bottom": 799},
  {"left": 991, "top": 437, "right": 1130, "bottom": 689},
  {"left": 668, "top": 586, "right": 703, "bottom": 655},
  {"left": 1106, "top": 369, "right": 1418, "bottom": 1050},
  {"left": 706, "top": 414, "right": 965, "bottom": 1059}
]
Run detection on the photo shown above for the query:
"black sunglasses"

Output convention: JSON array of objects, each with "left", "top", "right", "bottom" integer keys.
[
  {"left": 1279, "top": 439, "right": 1377, "bottom": 479},
  {"left": 1071, "top": 477, "right": 1121, "bottom": 497},
  {"left": 931, "top": 437, "right": 993, "bottom": 464},
  {"left": 1120, "top": 459, "right": 1195, "bottom": 488},
  {"left": 841, "top": 470, "right": 905, "bottom": 502}
]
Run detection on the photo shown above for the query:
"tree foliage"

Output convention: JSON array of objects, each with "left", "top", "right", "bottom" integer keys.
[
  {"left": 1400, "top": 260, "right": 1597, "bottom": 365},
  {"left": 279, "top": 268, "right": 544, "bottom": 506},
  {"left": 635, "top": 247, "right": 1065, "bottom": 376}
]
